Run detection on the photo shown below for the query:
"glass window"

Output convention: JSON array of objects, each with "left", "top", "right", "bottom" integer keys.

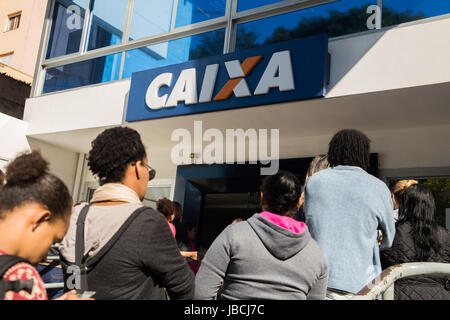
[
  {"left": 237, "top": 0, "right": 282, "bottom": 12},
  {"left": 382, "top": 0, "right": 450, "bottom": 27},
  {"left": 46, "top": 0, "right": 87, "bottom": 59},
  {"left": 129, "top": 0, "right": 174, "bottom": 41},
  {"left": 122, "top": 28, "right": 225, "bottom": 79},
  {"left": 86, "top": 0, "right": 128, "bottom": 51},
  {"left": 235, "top": 0, "right": 377, "bottom": 51},
  {"left": 43, "top": 53, "right": 122, "bottom": 94},
  {"left": 175, "top": 0, "right": 226, "bottom": 28},
  {"left": 6, "top": 12, "right": 21, "bottom": 31}
]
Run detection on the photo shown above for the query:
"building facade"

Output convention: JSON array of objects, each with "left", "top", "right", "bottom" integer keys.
[
  {"left": 0, "top": 0, "right": 48, "bottom": 81},
  {"left": 2, "top": 0, "right": 450, "bottom": 240}
]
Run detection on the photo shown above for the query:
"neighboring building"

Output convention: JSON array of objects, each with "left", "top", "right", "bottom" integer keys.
[
  {"left": 0, "top": 0, "right": 48, "bottom": 80},
  {"left": 2, "top": 1, "right": 450, "bottom": 238},
  {"left": 0, "top": 0, "right": 48, "bottom": 169},
  {"left": 0, "top": 0, "right": 48, "bottom": 130}
]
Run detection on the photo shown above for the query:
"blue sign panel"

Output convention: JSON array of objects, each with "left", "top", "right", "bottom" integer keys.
[{"left": 126, "top": 34, "right": 329, "bottom": 122}]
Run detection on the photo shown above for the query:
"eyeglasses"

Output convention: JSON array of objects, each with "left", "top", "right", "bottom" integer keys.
[{"left": 141, "top": 162, "right": 156, "bottom": 181}]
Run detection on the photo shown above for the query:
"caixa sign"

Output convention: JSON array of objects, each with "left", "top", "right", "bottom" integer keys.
[{"left": 126, "top": 34, "right": 329, "bottom": 122}]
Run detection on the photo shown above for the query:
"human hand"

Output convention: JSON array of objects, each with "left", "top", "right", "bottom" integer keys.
[
  {"left": 54, "top": 290, "right": 95, "bottom": 300},
  {"left": 378, "top": 230, "right": 383, "bottom": 247}
]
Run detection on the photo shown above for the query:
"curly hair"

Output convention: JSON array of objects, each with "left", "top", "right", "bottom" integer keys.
[
  {"left": 157, "top": 198, "right": 174, "bottom": 219},
  {"left": 0, "top": 150, "right": 72, "bottom": 221},
  {"left": 172, "top": 201, "right": 182, "bottom": 220},
  {"left": 397, "top": 184, "right": 442, "bottom": 261},
  {"left": 88, "top": 127, "right": 146, "bottom": 185},
  {"left": 260, "top": 170, "right": 301, "bottom": 217},
  {"left": 328, "top": 129, "right": 371, "bottom": 171}
]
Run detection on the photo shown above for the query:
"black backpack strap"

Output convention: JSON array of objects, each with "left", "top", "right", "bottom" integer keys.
[
  {"left": 75, "top": 204, "right": 90, "bottom": 294},
  {"left": 0, "top": 255, "right": 34, "bottom": 300},
  {"left": 66, "top": 205, "right": 149, "bottom": 294}
]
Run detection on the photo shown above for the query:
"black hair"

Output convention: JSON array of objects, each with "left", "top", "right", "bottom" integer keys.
[
  {"left": 397, "top": 184, "right": 442, "bottom": 261},
  {"left": 260, "top": 170, "right": 301, "bottom": 217},
  {"left": 184, "top": 222, "right": 195, "bottom": 232},
  {"left": 327, "top": 129, "right": 371, "bottom": 171},
  {"left": 0, "top": 169, "right": 4, "bottom": 188},
  {"left": 173, "top": 201, "right": 183, "bottom": 220},
  {"left": 88, "top": 127, "right": 147, "bottom": 185},
  {"left": 0, "top": 150, "right": 72, "bottom": 222},
  {"left": 157, "top": 198, "right": 174, "bottom": 219}
]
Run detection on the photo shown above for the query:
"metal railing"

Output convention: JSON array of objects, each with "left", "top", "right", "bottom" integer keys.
[{"left": 352, "top": 262, "right": 450, "bottom": 300}]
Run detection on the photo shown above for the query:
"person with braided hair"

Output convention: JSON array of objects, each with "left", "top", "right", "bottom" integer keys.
[
  {"left": 305, "top": 129, "right": 395, "bottom": 299},
  {"left": 195, "top": 170, "right": 328, "bottom": 300}
]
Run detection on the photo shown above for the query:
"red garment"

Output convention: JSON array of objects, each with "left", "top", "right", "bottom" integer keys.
[
  {"left": 0, "top": 250, "right": 47, "bottom": 300},
  {"left": 168, "top": 222, "right": 176, "bottom": 237}
]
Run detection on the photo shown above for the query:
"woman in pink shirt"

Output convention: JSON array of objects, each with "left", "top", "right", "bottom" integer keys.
[{"left": 156, "top": 198, "right": 177, "bottom": 237}]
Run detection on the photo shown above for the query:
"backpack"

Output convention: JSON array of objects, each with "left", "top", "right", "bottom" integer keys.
[
  {"left": 0, "top": 255, "right": 35, "bottom": 300},
  {"left": 61, "top": 204, "right": 149, "bottom": 295}
]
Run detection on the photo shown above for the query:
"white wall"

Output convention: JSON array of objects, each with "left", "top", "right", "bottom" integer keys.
[
  {"left": 277, "top": 123, "right": 450, "bottom": 170},
  {"left": 327, "top": 16, "right": 450, "bottom": 97},
  {"left": 28, "top": 137, "right": 79, "bottom": 194},
  {"left": 0, "top": 112, "right": 30, "bottom": 171},
  {"left": 24, "top": 79, "right": 131, "bottom": 135}
]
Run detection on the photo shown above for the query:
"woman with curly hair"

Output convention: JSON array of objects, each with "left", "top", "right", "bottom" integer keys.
[
  {"left": 381, "top": 184, "right": 450, "bottom": 300},
  {"left": 195, "top": 170, "right": 328, "bottom": 300},
  {"left": 59, "top": 126, "right": 194, "bottom": 300},
  {"left": 0, "top": 151, "right": 85, "bottom": 300},
  {"left": 157, "top": 198, "right": 176, "bottom": 237}
]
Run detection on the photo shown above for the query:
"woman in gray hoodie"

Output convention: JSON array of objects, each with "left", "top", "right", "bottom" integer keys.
[{"left": 195, "top": 171, "right": 328, "bottom": 300}]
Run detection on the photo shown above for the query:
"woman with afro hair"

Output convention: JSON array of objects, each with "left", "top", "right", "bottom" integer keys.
[{"left": 59, "top": 126, "right": 194, "bottom": 300}]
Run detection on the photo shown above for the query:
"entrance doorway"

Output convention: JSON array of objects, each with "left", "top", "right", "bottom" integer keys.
[{"left": 174, "top": 155, "right": 379, "bottom": 250}]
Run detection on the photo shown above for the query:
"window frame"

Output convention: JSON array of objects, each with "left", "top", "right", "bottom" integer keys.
[
  {"left": 31, "top": 0, "right": 450, "bottom": 97},
  {"left": 5, "top": 11, "right": 22, "bottom": 32}
]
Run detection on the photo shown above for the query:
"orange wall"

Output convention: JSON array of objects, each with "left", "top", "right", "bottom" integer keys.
[{"left": 0, "top": 0, "right": 48, "bottom": 76}]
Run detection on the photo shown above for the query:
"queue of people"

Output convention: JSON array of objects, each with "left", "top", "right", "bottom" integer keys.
[{"left": 0, "top": 127, "right": 448, "bottom": 300}]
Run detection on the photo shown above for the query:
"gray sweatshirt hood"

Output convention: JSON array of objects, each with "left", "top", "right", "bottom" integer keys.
[{"left": 246, "top": 214, "right": 312, "bottom": 261}]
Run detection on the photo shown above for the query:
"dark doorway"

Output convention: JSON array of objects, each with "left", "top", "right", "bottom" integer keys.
[{"left": 174, "top": 155, "right": 379, "bottom": 250}]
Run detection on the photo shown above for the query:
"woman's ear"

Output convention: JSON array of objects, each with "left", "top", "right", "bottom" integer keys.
[{"left": 31, "top": 209, "right": 52, "bottom": 232}]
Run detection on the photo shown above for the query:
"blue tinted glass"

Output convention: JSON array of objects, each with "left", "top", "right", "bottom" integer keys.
[
  {"left": 46, "top": 0, "right": 87, "bottom": 59},
  {"left": 86, "top": 0, "right": 128, "bottom": 51},
  {"left": 382, "top": 0, "right": 450, "bottom": 26},
  {"left": 175, "top": 0, "right": 226, "bottom": 28},
  {"left": 129, "top": 0, "right": 174, "bottom": 41},
  {"left": 235, "top": 0, "right": 377, "bottom": 51},
  {"left": 123, "top": 29, "right": 225, "bottom": 79},
  {"left": 43, "top": 53, "right": 122, "bottom": 94},
  {"left": 238, "top": 0, "right": 282, "bottom": 12}
]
